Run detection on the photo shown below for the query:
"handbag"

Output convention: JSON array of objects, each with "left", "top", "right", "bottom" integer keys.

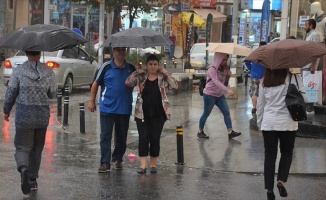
[
  {"left": 285, "top": 74, "right": 307, "bottom": 121},
  {"left": 199, "top": 78, "right": 210, "bottom": 96}
]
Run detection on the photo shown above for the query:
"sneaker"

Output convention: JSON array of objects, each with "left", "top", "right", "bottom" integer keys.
[
  {"left": 20, "top": 167, "right": 31, "bottom": 194},
  {"left": 98, "top": 163, "right": 110, "bottom": 173},
  {"left": 251, "top": 108, "right": 257, "bottom": 114},
  {"left": 30, "top": 179, "right": 38, "bottom": 191},
  {"left": 114, "top": 161, "right": 123, "bottom": 170},
  {"left": 197, "top": 131, "right": 209, "bottom": 138},
  {"left": 228, "top": 130, "right": 241, "bottom": 139}
]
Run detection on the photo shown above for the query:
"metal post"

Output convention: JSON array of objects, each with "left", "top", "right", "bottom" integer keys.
[
  {"left": 57, "top": 88, "right": 62, "bottom": 116},
  {"left": 244, "top": 72, "right": 249, "bottom": 86},
  {"left": 63, "top": 96, "right": 69, "bottom": 126},
  {"left": 64, "top": 85, "right": 70, "bottom": 96},
  {"left": 174, "top": 61, "right": 177, "bottom": 69},
  {"left": 164, "top": 60, "right": 166, "bottom": 68},
  {"left": 172, "top": 58, "right": 175, "bottom": 66},
  {"left": 79, "top": 103, "right": 85, "bottom": 134},
  {"left": 176, "top": 125, "right": 185, "bottom": 165}
]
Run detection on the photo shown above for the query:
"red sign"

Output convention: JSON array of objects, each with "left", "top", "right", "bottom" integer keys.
[{"left": 192, "top": 0, "right": 217, "bottom": 8}]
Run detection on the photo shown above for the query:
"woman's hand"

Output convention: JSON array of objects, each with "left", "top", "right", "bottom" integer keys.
[
  {"left": 159, "top": 67, "right": 168, "bottom": 74},
  {"left": 227, "top": 89, "right": 236, "bottom": 96},
  {"left": 227, "top": 70, "right": 232, "bottom": 77}
]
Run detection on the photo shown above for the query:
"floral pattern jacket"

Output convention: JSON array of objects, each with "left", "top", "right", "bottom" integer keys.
[{"left": 125, "top": 70, "right": 178, "bottom": 121}]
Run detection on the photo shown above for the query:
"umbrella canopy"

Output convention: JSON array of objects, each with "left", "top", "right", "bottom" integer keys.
[
  {"left": 0, "top": 24, "right": 88, "bottom": 51},
  {"left": 181, "top": 11, "right": 206, "bottom": 27},
  {"left": 103, "top": 27, "right": 172, "bottom": 48},
  {"left": 206, "top": 43, "right": 252, "bottom": 56},
  {"left": 245, "top": 39, "right": 326, "bottom": 69}
]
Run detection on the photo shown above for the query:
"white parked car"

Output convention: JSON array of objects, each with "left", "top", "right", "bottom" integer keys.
[
  {"left": 1, "top": 47, "right": 98, "bottom": 94},
  {"left": 130, "top": 47, "right": 161, "bottom": 56},
  {"left": 189, "top": 42, "right": 216, "bottom": 78}
]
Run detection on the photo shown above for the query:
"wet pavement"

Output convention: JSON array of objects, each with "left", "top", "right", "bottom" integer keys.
[{"left": 0, "top": 65, "right": 326, "bottom": 199}]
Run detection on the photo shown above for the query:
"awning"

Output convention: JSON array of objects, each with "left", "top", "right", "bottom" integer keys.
[
  {"left": 193, "top": 9, "right": 227, "bottom": 23},
  {"left": 181, "top": 12, "right": 206, "bottom": 27}
]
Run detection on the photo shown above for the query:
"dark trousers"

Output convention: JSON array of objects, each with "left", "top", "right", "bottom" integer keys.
[
  {"left": 100, "top": 113, "right": 130, "bottom": 165},
  {"left": 14, "top": 127, "right": 47, "bottom": 179},
  {"left": 136, "top": 117, "right": 166, "bottom": 157},
  {"left": 262, "top": 131, "right": 296, "bottom": 190}
]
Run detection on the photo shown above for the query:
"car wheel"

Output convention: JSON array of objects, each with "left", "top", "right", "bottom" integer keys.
[{"left": 64, "top": 75, "right": 73, "bottom": 95}]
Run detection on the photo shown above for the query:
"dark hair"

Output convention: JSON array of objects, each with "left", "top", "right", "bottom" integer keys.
[
  {"left": 259, "top": 41, "right": 267, "bottom": 46},
  {"left": 146, "top": 54, "right": 159, "bottom": 64},
  {"left": 262, "top": 68, "right": 289, "bottom": 87},
  {"left": 25, "top": 51, "right": 41, "bottom": 56},
  {"left": 306, "top": 19, "right": 316, "bottom": 29},
  {"left": 287, "top": 36, "right": 296, "bottom": 39}
]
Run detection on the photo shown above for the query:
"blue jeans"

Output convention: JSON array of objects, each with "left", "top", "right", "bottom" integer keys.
[
  {"left": 199, "top": 94, "right": 232, "bottom": 131},
  {"left": 100, "top": 113, "right": 130, "bottom": 165}
]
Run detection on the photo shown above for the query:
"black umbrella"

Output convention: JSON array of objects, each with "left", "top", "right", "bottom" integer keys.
[
  {"left": 103, "top": 27, "right": 172, "bottom": 48},
  {"left": 0, "top": 24, "right": 89, "bottom": 51}
]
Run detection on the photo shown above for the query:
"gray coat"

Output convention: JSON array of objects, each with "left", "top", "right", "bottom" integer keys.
[{"left": 3, "top": 61, "right": 57, "bottom": 128}]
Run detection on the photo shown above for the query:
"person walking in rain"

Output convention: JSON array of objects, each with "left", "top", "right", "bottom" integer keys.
[
  {"left": 196, "top": 52, "right": 241, "bottom": 139},
  {"left": 125, "top": 54, "right": 178, "bottom": 174},
  {"left": 3, "top": 51, "right": 57, "bottom": 194},
  {"left": 257, "top": 68, "right": 307, "bottom": 200},
  {"left": 88, "top": 47, "right": 136, "bottom": 173}
]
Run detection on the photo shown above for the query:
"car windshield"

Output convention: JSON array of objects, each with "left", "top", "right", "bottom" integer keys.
[
  {"left": 16, "top": 51, "right": 58, "bottom": 57},
  {"left": 191, "top": 45, "right": 206, "bottom": 53}
]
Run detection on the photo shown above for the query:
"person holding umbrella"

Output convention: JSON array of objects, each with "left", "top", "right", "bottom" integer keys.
[
  {"left": 196, "top": 52, "right": 241, "bottom": 139},
  {"left": 3, "top": 51, "right": 57, "bottom": 194},
  {"left": 257, "top": 68, "right": 307, "bottom": 200},
  {"left": 88, "top": 47, "right": 136, "bottom": 172},
  {"left": 125, "top": 54, "right": 178, "bottom": 174}
]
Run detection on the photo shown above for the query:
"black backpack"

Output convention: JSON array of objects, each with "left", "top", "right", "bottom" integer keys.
[{"left": 199, "top": 78, "right": 210, "bottom": 96}]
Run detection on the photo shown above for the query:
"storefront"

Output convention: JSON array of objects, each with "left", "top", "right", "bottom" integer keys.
[{"left": 238, "top": 0, "right": 282, "bottom": 46}]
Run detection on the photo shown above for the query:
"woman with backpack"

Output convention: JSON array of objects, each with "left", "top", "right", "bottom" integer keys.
[{"left": 197, "top": 52, "right": 241, "bottom": 139}]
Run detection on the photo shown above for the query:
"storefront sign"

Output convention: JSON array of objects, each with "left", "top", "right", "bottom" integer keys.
[
  {"left": 299, "top": 16, "right": 309, "bottom": 28},
  {"left": 192, "top": 0, "right": 217, "bottom": 8}
]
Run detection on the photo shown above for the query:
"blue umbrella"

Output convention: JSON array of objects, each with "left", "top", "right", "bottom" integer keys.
[{"left": 260, "top": 0, "right": 270, "bottom": 43}]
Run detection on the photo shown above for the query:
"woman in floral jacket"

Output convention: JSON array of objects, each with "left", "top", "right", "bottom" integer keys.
[{"left": 125, "top": 54, "right": 178, "bottom": 174}]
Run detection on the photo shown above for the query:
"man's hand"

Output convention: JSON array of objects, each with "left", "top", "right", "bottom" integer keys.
[
  {"left": 310, "top": 65, "right": 316, "bottom": 74},
  {"left": 88, "top": 101, "right": 96, "bottom": 112},
  {"left": 4, "top": 113, "right": 9, "bottom": 121}
]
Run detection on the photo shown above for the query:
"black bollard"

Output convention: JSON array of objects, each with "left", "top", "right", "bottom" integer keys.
[
  {"left": 175, "top": 125, "right": 185, "bottom": 165},
  {"left": 172, "top": 58, "right": 175, "bottom": 66},
  {"left": 244, "top": 73, "right": 249, "bottom": 86},
  {"left": 164, "top": 60, "right": 166, "bottom": 68},
  {"left": 57, "top": 88, "right": 62, "bottom": 116},
  {"left": 64, "top": 85, "right": 70, "bottom": 96},
  {"left": 174, "top": 61, "right": 177, "bottom": 69},
  {"left": 63, "top": 96, "right": 69, "bottom": 126},
  {"left": 79, "top": 103, "right": 85, "bottom": 134}
]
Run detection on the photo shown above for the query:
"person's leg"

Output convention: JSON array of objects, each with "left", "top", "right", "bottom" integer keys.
[
  {"left": 198, "top": 94, "right": 215, "bottom": 132},
  {"left": 149, "top": 116, "right": 166, "bottom": 168},
  {"left": 277, "top": 131, "right": 296, "bottom": 183},
  {"left": 215, "top": 95, "right": 232, "bottom": 132},
  {"left": 262, "top": 131, "right": 279, "bottom": 190},
  {"left": 112, "top": 114, "right": 131, "bottom": 163},
  {"left": 100, "top": 114, "right": 114, "bottom": 166},
  {"left": 29, "top": 128, "right": 47, "bottom": 180},
  {"left": 14, "top": 127, "right": 34, "bottom": 171},
  {"left": 136, "top": 118, "right": 150, "bottom": 169}
]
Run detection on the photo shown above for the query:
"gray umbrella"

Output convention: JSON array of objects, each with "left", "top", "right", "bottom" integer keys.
[
  {"left": 0, "top": 24, "right": 89, "bottom": 51},
  {"left": 103, "top": 27, "right": 172, "bottom": 48}
]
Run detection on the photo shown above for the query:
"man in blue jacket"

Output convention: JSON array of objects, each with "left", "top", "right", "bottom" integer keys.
[{"left": 245, "top": 41, "right": 267, "bottom": 115}]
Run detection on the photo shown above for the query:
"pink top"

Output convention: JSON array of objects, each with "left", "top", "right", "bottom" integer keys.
[{"left": 203, "top": 52, "right": 229, "bottom": 97}]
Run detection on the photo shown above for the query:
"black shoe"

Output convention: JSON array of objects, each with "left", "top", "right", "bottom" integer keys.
[
  {"left": 251, "top": 108, "right": 257, "bottom": 114},
  {"left": 30, "top": 179, "right": 38, "bottom": 191},
  {"left": 267, "top": 190, "right": 275, "bottom": 200},
  {"left": 277, "top": 182, "right": 288, "bottom": 197},
  {"left": 20, "top": 167, "right": 31, "bottom": 194},
  {"left": 197, "top": 131, "right": 209, "bottom": 138},
  {"left": 228, "top": 131, "right": 241, "bottom": 139},
  {"left": 137, "top": 168, "right": 147, "bottom": 174},
  {"left": 150, "top": 167, "right": 157, "bottom": 174},
  {"left": 98, "top": 163, "right": 110, "bottom": 173},
  {"left": 114, "top": 161, "right": 123, "bottom": 170}
]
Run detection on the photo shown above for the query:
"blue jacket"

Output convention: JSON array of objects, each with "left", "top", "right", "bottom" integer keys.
[{"left": 245, "top": 62, "right": 266, "bottom": 79}]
